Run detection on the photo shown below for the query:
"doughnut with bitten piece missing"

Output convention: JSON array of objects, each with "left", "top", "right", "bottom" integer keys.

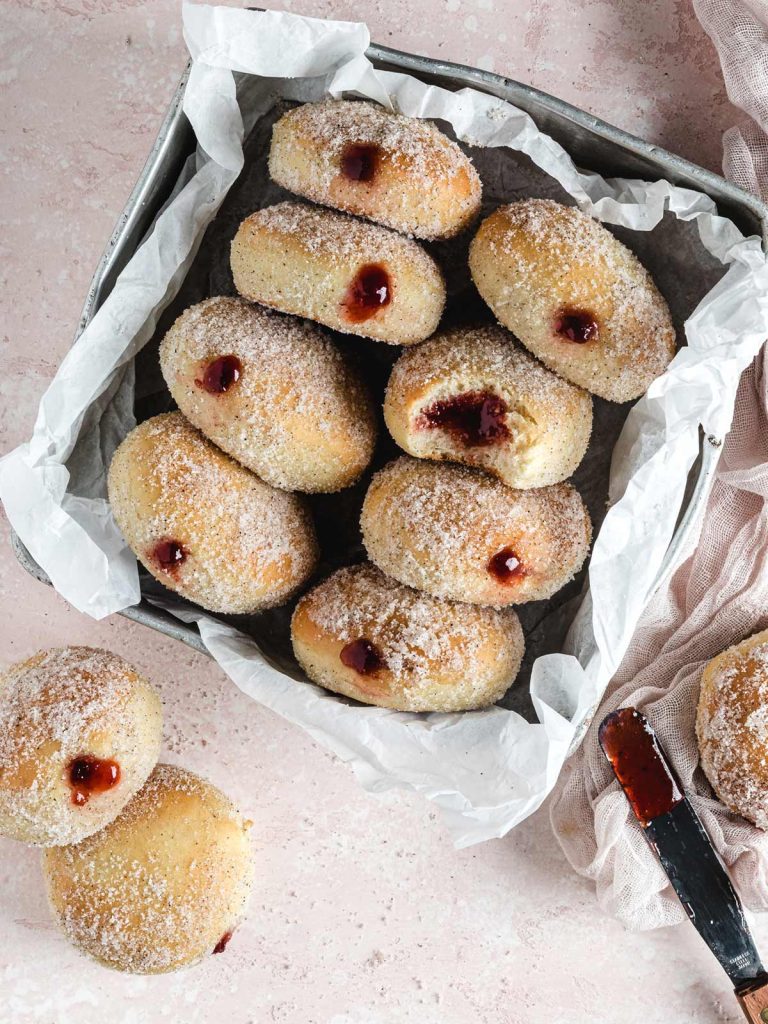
[
  {"left": 107, "top": 412, "right": 318, "bottom": 614},
  {"left": 360, "top": 457, "right": 591, "bottom": 607},
  {"left": 291, "top": 563, "right": 524, "bottom": 712},
  {"left": 269, "top": 100, "right": 482, "bottom": 240},
  {"left": 468, "top": 199, "right": 676, "bottom": 402},
  {"left": 43, "top": 764, "right": 253, "bottom": 974},
  {"left": 0, "top": 646, "right": 161, "bottom": 847},
  {"left": 384, "top": 324, "right": 593, "bottom": 489},
  {"left": 697, "top": 628, "right": 768, "bottom": 829},
  {"left": 159, "top": 297, "right": 377, "bottom": 493},
  {"left": 230, "top": 201, "right": 445, "bottom": 346}
]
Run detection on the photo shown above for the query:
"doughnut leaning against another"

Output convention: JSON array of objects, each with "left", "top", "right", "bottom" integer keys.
[
  {"left": 269, "top": 99, "right": 482, "bottom": 239},
  {"left": 469, "top": 198, "right": 676, "bottom": 402},
  {"left": 159, "top": 297, "right": 377, "bottom": 493},
  {"left": 43, "top": 764, "right": 253, "bottom": 974},
  {"left": 230, "top": 201, "right": 445, "bottom": 345},
  {"left": 0, "top": 647, "right": 161, "bottom": 847},
  {"left": 384, "top": 324, "right": 593, "bottom": 489},
  {"left": 108, "top": 412, "right": 318, "bottom": 614},
  {"left": 291, "top": 563, "right": 525, "bottom": 712},
  {"left": 697, "top": 628, "right": 768, "bottom": 829},
  {"left": 361, "top": 457, "right": 592, "bottom": 607}
]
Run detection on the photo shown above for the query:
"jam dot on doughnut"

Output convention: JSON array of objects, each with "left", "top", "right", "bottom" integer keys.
[
  {"left": 213, "top": 931, "right": 233, "bottom": 955},
  {"left": 151, "top": 539, "right": 187, "bottom": 575},
  {"left": 68, "top": 755, "right": 121, "bottom": 807},
  {"left": 340, "top": 638, "right": 385, "bottom": 676},
  {"left": 343, "top": 264, "right": 391, "bottom": 323},
  {"left": 420, "top": 391, "right": 510, "bottom": 448},
  {"left": 488, "top": 547, "right": 527, "bottom": 584},
  {"left": 340, "top": 142, "right": 380, "bottom": 183},
  {"left": 554, "top": 309, "right": 599, "bottom": 344},
  {"left": 195, "top": 355, "right": 243, "bottom": 395}
]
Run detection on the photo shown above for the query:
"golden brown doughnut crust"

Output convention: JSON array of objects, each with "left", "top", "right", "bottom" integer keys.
[
  {"left": 159, "top": 297, "right": 377, "bottom": 493},
  {"left": 230, "top": 201, "right": 445, "bottom": 345},
  {"left": 383, "top": 324, "right": 593, "bottom": 489},
  {"left": 107, "top": 412, "right": 318, "bottom": 614},
  {"left": 43, "top": 764, "right": 253, "bottom": 974},
  {"left": 360, "top": 457, "right": 592, "bottom": 607},
  {"left": 0, "top": 647, "right": 162, "bottom": 847},
  {"left": 697, "top": 628, "right": 768, "bottom": 828},
  {"left": 269, "top": 100, "right": 482, "bottom": 239},
  {"left": 291, "top": 563, "right": 525, "bottom": 711},
  {"left": 468, "top": 199, "right": 676, "bottom": 402}
]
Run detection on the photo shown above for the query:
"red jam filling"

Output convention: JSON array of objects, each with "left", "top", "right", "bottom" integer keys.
[
  {"left": 195, "top": 355, "right": 242, "bottom": 394},
  {"left": 213, "top": 931, "right": 233, "bottom": 954},
  {"left": 341, "top": 142, "right": 380, "bottom": 182},
  {"left": 553, "top": 309, "right": 599, "bottom": 343},
  {"left": 488, "top": 547, "right": 526, "bottom": 584},
  {"left": 151, "top": 539, "right": 187, "bottom": 575},
  {"left": 421, "top": 391, "right": 509, "bottom": 448},
  {"left": 598, "top": 708, "right": 683, "bottom": 827},
  {"left": 68, "top": 755, "right": 121, "bottom": 807},
  {"left": 340, "top": 638, "right": 385, "bottom": 676},
  {"left": 342, "top": 264, "right": 391, "bottom": 323}
]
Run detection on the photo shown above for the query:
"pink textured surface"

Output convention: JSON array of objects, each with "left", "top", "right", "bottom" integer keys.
[{"left": 0, "top": 2, "right": 762, "bottom": 1022}]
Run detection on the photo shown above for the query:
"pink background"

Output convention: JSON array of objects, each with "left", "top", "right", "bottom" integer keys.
[{"left": 0, "top": 2, "right": 761, "bottom": 1022}]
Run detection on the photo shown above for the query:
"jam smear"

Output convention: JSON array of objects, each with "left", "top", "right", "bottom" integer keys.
[
  {"left": 151, "top": 539, "right": 187, "bottom": 575},
  {"left": 341, "top": 142, "right": 380, "bottom": 183},
  {"left": 340, "top": 638, "right": 385, "bottom": 676},
  {"left": 195, "top": 355, "right": 242, "bottom": 395},
  {"left": 554, "top": 309, "right": 599, "bottom": 344},
  {"left": 68, "top": 755, "right": 121, "bottom": 807},
  {"left": 213, "top": 931, "right": 233, "bottom": 955},
  {"left": 488, "top": 547, "right": 526, "bottom": 584},
  {"left": 343, "top": 264, "right": 391, "bottom": 323},
  {"left": 598, "top": 707, "right": 683, "bottom": 827},
  {"left": 421, "top": 391, "right": 509, "bottom": 448}
]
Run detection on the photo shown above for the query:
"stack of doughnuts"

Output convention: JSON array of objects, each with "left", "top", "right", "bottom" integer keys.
[
  {"left": 105, "top": 96, "right": 676, "bottom": 715},
  {"left": 0, "top": 646, "right": 253, "bottom": 973}
]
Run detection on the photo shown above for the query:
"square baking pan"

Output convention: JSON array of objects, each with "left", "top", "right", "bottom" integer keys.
[{"left": 11, "top": 41, "right": 768, "bottom": 697}]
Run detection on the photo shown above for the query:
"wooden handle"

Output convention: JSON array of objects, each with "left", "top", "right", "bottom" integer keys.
[{"left": 736, "top": 978, "right": 768, "bottom": 1022}]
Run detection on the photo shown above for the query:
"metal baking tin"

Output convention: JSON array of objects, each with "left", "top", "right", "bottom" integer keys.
[{"left": 11, "top": 44, "right": 768, "bottom": 665}]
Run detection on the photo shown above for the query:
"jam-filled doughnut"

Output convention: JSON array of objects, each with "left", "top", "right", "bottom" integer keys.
[
  {"left": 268, "top": 100, "right": 482, "bottom": 240},
  {"left": 468, "top": 199, "right": 676, "bottom": 402},
  {"left": 108, "top": 412, "right": 318, "bottom": 614},
  {"left": 361, "top": 457, "right": 591, "bottom": 606},
  {"left": 0, "top": 647, "right": 161, "bottom": 847},
  {"left": 697, "top": 628, "right": 768, "bottom": 828},
  {"left": 159, "top": 297, "right": 377, "bottom": 493},
  {"left": 43, "top": 764, "right": 253, "bottom": 973},
  {"left": 384, "top": 325, "right": 593, "bottom": 489},
  {"left": 291, "top": 563, "right": 524, "bottom": 712},
  {"left": 230, "top": 201, "right": 445, "bottom": 345}
]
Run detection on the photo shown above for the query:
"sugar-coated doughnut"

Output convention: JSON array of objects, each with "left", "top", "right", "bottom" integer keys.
[
  {"left": 291, "top": 563, "right": 524, "bottom": 711},
  {"left": 468, "top": 199, "right": 676, "bottom": 402},
  {"left": 361, "top": 457, "right": 591, "bottom": 606},
  {"left": 0, "top": 647, "right": 161, "bottom": 847},
  {"left": 43, "top": 764, "right": 253, "bottom": 974},
  {"left": 383, "top": 325, "right": 592, "bottom": 489},
  {"left": 268, "top": 100, "right": 482, "bottom": 240},
  {"left": 697, "top": 628, "right": 768, "bottom": 828},
  {"left": 159, "top": 297, "right": 377, "bottom": 493},
  {"left": 230, "top": 201, "right": 445, "bottom": 345},
  {"left": 108, "top": 412, "right": 317, "bottom": 614}
]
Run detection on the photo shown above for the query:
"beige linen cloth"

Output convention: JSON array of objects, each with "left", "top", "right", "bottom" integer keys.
[{"left": 549, "top": 0, "right": 768, "bottom": 930}]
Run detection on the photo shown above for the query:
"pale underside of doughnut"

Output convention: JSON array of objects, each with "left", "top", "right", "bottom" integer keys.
[
  {"left": 384, "top": 325, "right": 593, "bottom": 488},
  {"left": 268, "top": 100, "right": 482, "bottom": 239},
  {"left": 230, "top": 201, "right": 446, "bottom": 345},
  {"left": 291, "top": 563, "right": 524, "bottom": 712}
]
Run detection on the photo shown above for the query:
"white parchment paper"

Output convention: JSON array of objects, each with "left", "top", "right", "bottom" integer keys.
[{"left": 3, "top": 4, "right": 768, "bottom": 846}]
